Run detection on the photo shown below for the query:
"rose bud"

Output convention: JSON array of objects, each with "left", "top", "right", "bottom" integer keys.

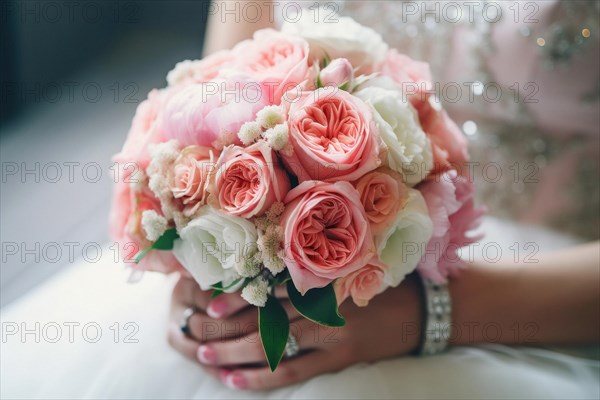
[{"left": 319, "top": 58, "right": 354, "bottom": 89}]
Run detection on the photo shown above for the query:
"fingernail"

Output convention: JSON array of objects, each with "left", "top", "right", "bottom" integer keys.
[
  {"left": 218, "top": 369, "right": 230, "bottom": 382},
  {"left": 197, "top": 345, "right": 217, "bottom": 364},
  {"left": 207, "top": 299, "right": 227, "bottom": 319},
  {"left": 225, "top": 371, "right": 247, "bottom": 390}
]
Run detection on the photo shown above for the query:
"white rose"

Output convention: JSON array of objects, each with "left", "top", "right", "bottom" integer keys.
[
  {"left": 173, "top": 206, "right": 258, "bottom": 291},
  {"left": 355, "top": 84, "right": 433, "bottom": 186},
  {"left": 281, "top": 13, "right": 387, "bottom": 71},
  {"left": 377, "top": 189, "right": 433, "bottom": 287}
]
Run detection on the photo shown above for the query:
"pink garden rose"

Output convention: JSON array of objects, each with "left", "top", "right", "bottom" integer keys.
[
  {"left": 319, "top": 58, "right": 354, "bottom": 88},
  {"left": 281, "top": 181, "right": 375, "bottom": 294},
  {"left": 109, "top": 171, "right": 181, "bottom": 274},
  {"left": 215, "top": 141, "right": 290, "bottom": 218},
  {"left": 379, "top": 49, "right": 432, "bottom": 101},
  {"left": 162, "top": 76, "right": 268, "bottom": 149},
  {"left": 170, "top": 145, "right": 217, "bottom": 216},
  {"left": 417, "top": 170, "right": 484, "bottom": 283},
  {"left": 379, "top": 49, "right": 469, "bottom": 174},
  {"left": 379, "top": 49, "right": 432, "bottom": 114},
  {"left": 418, "top": 104, "right": 469, "bottom": 175},
  {"left": 282, "top": 87, "right": 381, "bottom": 182},
  {"left": 113, "top": 89, "right": 168, "bottom": 170},
  {"left": 334, "top": 258, "right": 387, "bottom": 307},
  {"left": 110, "top": 88, "right": 182, "bottom": 273},
  {"left": 232, "top": 29, "right": 310, "bottom": 104},
  {"left": 353, "top": 168, "right": 409, "bottom": 236}
]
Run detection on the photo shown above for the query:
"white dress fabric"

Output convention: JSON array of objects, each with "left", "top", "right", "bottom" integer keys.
[{"left": 2, "top": 217, "right": 598, "bottom": 399}]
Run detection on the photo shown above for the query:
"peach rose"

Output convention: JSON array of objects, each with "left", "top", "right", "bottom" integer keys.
[
  {"left": 170, "top": 145, "right": 216, "bottom": 216},
  {"left": 233, "top": 29, "right": 310, "bottom": 104},
  {"left": 378, "top": 49, "right": 468, "bottom": 174},
  {"left": 334, "top": 258, "right": 387, "bottom": 307},
  {"left": 353, "top": 168, "right": 409, "bottom": 236},
  {"left": 281, "top": 181, "right": 375, "bottom": 294},
  {"left": 215, "top": 141, "right": 290, "bottom": 218},
  {"left": 282, "top": 87, "right": 381, "bottom": 182}
]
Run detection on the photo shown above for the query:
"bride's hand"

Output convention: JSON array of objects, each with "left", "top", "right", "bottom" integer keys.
[{"left": 168, "top": 274, "right": 423, "bottom": 390}]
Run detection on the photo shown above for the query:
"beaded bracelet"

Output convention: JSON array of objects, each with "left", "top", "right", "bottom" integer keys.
[{"left": 418, "top": 276, "right": 452, "bottom": 355}]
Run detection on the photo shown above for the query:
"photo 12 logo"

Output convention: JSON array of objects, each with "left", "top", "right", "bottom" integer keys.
[
  {"left": 207, "top": 1, "right": 340, "bottom": 24},
  {"left": 1, "top": 81, "right": 141, "bottom": 105},
  {"left": 397, "top": 1, "right": 539, "bottom": 24},
  {"left": 0, "top": 1, "right": 141, "bottom": 24},
  {"left": 1, "top": 321, "right": 140, "bottom": 344}
]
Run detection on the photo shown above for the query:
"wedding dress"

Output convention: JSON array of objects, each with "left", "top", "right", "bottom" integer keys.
[{"left": 2, "top": 1, "right": 598, "bottom": 399}]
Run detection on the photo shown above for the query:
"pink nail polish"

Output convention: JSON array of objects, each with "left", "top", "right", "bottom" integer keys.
[
  {"left": 218, "top": 369, "right": 230, "bottom": 382},
  {"left": 197, "top": 345, "right": 217, "bottom": 364},
  {"left": 226, "top": 372, "right": 247, "bottom": 390},
  {"left": 207, "top": 299, "right": 227, "bottom": 319}
]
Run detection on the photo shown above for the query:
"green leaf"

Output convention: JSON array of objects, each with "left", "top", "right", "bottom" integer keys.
[
  {"left": 224, "top": 278, "right": 244, "bottom": 289},
  {"left": 209, "top": 278, "right": 246, "bottom": 299},
  {"left": 316, "top": 74, "right": 324, "bottom": 89},
  {"left": 259, "top": 295, "right": 290, "bottom": 372},
  {"left": 287, "top": 281, "right": 346, "bottom": 327},
  {"left": 338, "top": 80, "right": 350, "bottom": 91},
  {"left": 134, "top": 228, "right": 179, "bottom": 263},
  {"left": 210, "top": 278, "right": 244, "bottom": 292},
  {"left": 152, "top": 228, "right": 179, "bottom": 249}
]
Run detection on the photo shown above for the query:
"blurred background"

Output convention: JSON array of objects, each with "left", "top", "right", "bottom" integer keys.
[{"left": 0, "top": 0, "right": 211, "bottom": 306}]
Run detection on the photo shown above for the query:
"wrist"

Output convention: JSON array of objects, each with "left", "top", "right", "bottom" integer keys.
[{"left": 397, "top": 273, "right": 425, "bottom": 355}]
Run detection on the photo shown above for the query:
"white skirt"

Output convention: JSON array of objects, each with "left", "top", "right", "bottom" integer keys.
[{"left": 2, "top": 217, "right": 598, "bottom": 399}]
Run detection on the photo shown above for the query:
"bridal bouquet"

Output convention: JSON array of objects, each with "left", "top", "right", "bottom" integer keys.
[{"left": 109, "top": 16, "right": 482, "bottom": 370}]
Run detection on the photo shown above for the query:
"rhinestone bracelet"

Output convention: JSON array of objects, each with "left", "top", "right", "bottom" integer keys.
[{"left": 418, "top": 276, "right": 452, "bottom": 356}]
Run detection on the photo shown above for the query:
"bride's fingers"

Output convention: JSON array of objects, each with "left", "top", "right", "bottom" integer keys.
[
  {"left": 205, "top": 292, "right": 250, "bottom": 319},
  {"left": 282, "top": 301, "right": 300, "bottom": 321},
  {"left": 218, "top": 349, "right": 350, "bottom": 391},
  {"left": 171, "top": 301, "right": 254, "bottom": 342},
  {"left": 187, "top": 308, "right": 258, "bottom": 342},
  {"left": 167, "top": 323, "right": 200, "bottom": 361},
  {"left": 178, "top": 268, "right": 193, "bottom": 279},
  {"left": 172, "top": 300, "right": 301, "bottom": 343},
  {"left": 173, "top": 277, "right": 212, "bottom": 311},
  {"left": 174, "top": 277, "right": 255, "bottom": 319},
  {"left": 196, "top": 317, "right": 320, "bottom": 367},
  {"left": 206, "top": 294, "right": 299, "bottom": 320},
  {"left": 274, "top": 285, "right": 289, "bottom": 298},
  {"left": 166, "top": 324, "right": 220, "bottom": 379}
]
